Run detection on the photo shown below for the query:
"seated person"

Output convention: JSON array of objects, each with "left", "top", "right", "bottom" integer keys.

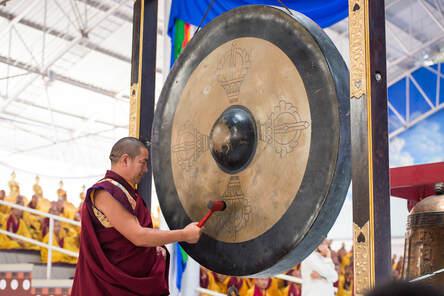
[
  {"left": 23, "top": 195, "right": 43, "bottom": 241},
  {"left": 337, "top": 264, "right": 353, "bottom": 296},
  {"left": 42, "top": 202, "right": 60, "bottom": 238},
  {"left": 0, "top": 190, "right": 9, "bottom": 215},
  {"left": 227, "top": 276, "right": 249, "bottom": 296},
  {"left": 3, "top": 203, "right": 39, "bottom": 250},
  {"left": 246, "top": 278, "right": 282, "bottom": 296},
  {"left": 55, "top": 199, "right": 80, "bottom": 239},
  {"left": 41, "top": 221, "right": 78, "bottom": 264},
  {"left": 0, "top": 189, "right": 10, "bottom": 248},
  {"left": 281, "top": 267, "right": 301, "bottom": 296},
  {"left": 207, "top": 272, "right": 231, "bottom": 294}
]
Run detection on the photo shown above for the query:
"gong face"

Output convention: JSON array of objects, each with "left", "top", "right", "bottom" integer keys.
[
  {"left": 172, "top": 37, "right": 311, "bottom": 243},
  {"left": 153, "top": 5, "right": 350, "bottom": 276}
]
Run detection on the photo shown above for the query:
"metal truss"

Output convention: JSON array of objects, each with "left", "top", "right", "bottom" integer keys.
[
  {"left": 388, "top": 63, "right": 444, "bottom": 138},
  {"left": 327, "top": 0, "right": 444, "bottom": 139},
  {"left": 0, "top": 0, "right": 129, "bottom": 132}
]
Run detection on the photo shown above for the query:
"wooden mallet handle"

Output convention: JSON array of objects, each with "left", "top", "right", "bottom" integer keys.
[{"left": 197, "top": 200, "right": 226, "bottom": 228}]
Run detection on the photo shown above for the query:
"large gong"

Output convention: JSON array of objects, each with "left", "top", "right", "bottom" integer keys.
[{"left": 152, "top": 5, "right": 350, "bottom": 276}]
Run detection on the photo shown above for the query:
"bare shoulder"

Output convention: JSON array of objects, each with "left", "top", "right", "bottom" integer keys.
[
  {"left": 94, "top": 189, "right": 119, "bottom": 213},
  {"left": 94, "top": 189, "right": 113, "bottom": 203}
]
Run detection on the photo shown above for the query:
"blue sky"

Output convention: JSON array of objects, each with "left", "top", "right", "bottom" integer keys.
[{"left": 390, "top": 110, "right": 444, "bottom": 167}]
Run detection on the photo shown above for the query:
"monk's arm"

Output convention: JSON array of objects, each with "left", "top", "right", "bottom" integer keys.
[{"left": 94, "top": 190, "right": 200, "bottom": 247}]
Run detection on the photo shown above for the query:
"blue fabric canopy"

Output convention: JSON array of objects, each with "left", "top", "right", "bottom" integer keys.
[
  {"left": 168, "top": 0, "right": 348, "bottom": 65},
  {"left": 168, "top": 0, "right": 348, "bottom": 37}
]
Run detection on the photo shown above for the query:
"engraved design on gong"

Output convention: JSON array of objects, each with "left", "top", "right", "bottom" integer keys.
[
  {"left": 171, "top": 37, "right": 311, "bottom": 242},
  {"left": 172, "top": 121, "right": 209, "bottom": 170},
  {"left": 217, "top": 42, "right": 251, "bottom": 104},
  {"left": 258, "top": 99, "right": 310, "bottom": 157},
  {"left": 215, "top": 176, "right": 251, "bottom": 241}
]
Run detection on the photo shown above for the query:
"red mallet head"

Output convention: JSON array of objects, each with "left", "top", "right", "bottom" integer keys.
[{"left": 207, "top": 200, "right": 226, "bottom": 212}]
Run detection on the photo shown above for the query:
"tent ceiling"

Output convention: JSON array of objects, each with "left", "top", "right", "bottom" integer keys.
[{"left": 0, "top": 0, "right": 442, "bottom": 176}]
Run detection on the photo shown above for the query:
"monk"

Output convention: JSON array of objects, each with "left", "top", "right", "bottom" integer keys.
[
  {"left": 0, "top": 190, "right": 10, "bottom": 248},
  {"left": 337, "top": 264, "right": 353, "bottom": 296},
  {"left": 23, "top": 195, "right": 43, "bottom": 241},
  {"left": 246, "top": 278, "right": 282, "bottom": 296},
  {"left": 227, "top": 276, "right": 249, "bottom": 295},
  {"left": 206, "top": 272, "right": 231, "bottom": 294},
  {"left": 0, "top": 190, "right": 9, "bottom": 215},
  {"left": 4, "top": 201, "right": 39, "bottom": 250},
  {"left": 281, "top": 266, "right": 301, "bottom": 296},
  {"left": 41, "top": 221, "right": 78, "bottom": 264},
  {"left": 72, "top": 137, "right": 202, "bottom": 296},
  {"left": 42, "top": 202, "right": 60, "bottom": 238}
]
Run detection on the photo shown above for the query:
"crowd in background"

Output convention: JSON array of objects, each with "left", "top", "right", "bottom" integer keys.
[
  {"left": 0, "top": 172, "right": 82, "bottom": 264},
  {"left": 200, "top": 241, "right": 405, "bottom": 296},
  {"left": 0, "top": 172, "right": 406, "bottom": 295}
]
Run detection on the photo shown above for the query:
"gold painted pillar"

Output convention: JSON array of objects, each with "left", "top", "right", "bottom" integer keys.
[
  {"left": 349, "top": 0, "right": 391, "bottom": 294},
  {"left": 129, "top": 0, "right": 158, "bottom": 205}
]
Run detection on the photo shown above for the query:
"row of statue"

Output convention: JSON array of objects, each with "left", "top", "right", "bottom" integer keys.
[
  {"left": 0, "top": 172, "right": 86, "bottom": 264},
  {"left": 0, "top": 172, "right": 163, "bottom": 265}
]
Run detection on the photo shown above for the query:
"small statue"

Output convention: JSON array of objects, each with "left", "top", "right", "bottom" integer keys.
[
  {"left": 7, "top": 171, "right": 20, "bottom": 202},
  {"left": 33, "top": 176, "right": 43, "bottom": 198},
  {"left": 57, "top": 180, "right": 67, "bottom": 201},
  {"left": 79, "top": 185, "right": 86, "bottom": 202}
]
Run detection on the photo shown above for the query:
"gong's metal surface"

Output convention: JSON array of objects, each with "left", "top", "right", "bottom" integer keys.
[{"left": 152, "top": 5, "right": 350, "bottom": 276}]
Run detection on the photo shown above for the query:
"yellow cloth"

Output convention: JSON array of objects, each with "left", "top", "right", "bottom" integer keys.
[
  {"left": 23, "top": 212, "right": 42, "bottom": 241},
  {"left": 340, "top": 252, "right": 352, "bottom": 274},
  {"left": 61, "top": 223, "right": 80, "bottom": 239},
  {"left": 206, "top": 272, "right": 230, "bottom": 294},
  {"left": 280, "top": 284, "right": 301, "bottom": 296},
  {"left": 40, "top": 232, "right": 78, "bottom": 264},
  {"left": 0, "top": 217, "right": 39, "bottom": 250},
  {"left": 0, "top": 212, "right": 9, "bottom": 248},
  {"left": 246, "top": 286, "right": 282, "bottom": 296},
  {"left": 237, "top": 278, "right": 249, "bottom": 295},
  {"left": 0, "top": 204, "right": 10, "bottom": 215},
  {"left": 336, "top": 274, "right": 353, "bottom": 296},
  {"left": 269, "top": 278, "right": 283, "bottom": 295},
  {"left": 61, "top": 202, "right": 77, "bottom": 220},
  {"left": 37, "top": 198, "right": 51, "bottom": 213}
]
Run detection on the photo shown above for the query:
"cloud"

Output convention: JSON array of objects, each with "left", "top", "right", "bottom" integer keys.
[
  {"left": 389, "top": 137, "right": 415, "bottom": 167},
  {"left": 401, "top": 119, "right": 444, "bottom": 164},
  {"left": 389, "top": 110, "right": 444, "bottom": 166}
]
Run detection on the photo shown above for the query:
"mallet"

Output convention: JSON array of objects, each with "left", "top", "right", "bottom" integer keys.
[{"left": 197, "top": 200, "right": 227, "bottom": 228}]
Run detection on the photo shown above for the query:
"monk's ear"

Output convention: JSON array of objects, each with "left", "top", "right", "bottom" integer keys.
[{"left": 121, "top": 154, "right": 130, "bottom": 166}]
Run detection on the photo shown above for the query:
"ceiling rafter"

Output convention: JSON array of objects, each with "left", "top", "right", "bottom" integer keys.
[{"left": 0, "top": 54, "right": 129, "bottom": 100}]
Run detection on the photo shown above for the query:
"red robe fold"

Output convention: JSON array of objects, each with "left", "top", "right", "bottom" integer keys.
[{"left": 72, "top": 171, "right": 169, "bottom": 296}]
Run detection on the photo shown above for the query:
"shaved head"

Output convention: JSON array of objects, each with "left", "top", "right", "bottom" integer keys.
[{"left": 109, "top": 137, "right": 149, "bottom": 165}]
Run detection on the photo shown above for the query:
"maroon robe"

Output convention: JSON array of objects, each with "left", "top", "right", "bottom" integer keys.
[
  {"left": 6, "top": 215, "right": 19, "bottom": 233},
  {"left": 283, "top": 284, "right": 301, "bottom": 296},
  {"left": 252, "top": 279, "right": 271, "bottom": 296},
  {"left": 72, "top": 171, "right": 169, "bottom": 296}
]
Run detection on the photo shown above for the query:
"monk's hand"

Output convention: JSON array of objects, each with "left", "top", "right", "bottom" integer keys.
[
  {"left": 182, "top": 222, "right": 201, "bottom": 244},
  {"left": 156, "top": 246, "right": 166, "bottom": 257}
]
